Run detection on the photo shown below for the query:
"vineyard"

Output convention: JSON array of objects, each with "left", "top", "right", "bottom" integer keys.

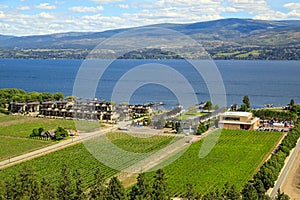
[
  {"left": 0, "top": 113, "right": 103, "bottom": 160},
  {"left": 150, "top": 129, "right": 283, "bottom": 196},
  {"left": 0, "top": 136, "right": 51, "bottom": 161},
  {"left": 106, "top": 132, "right": 178, "bottom": 153},
  {"left": 0, "top": 132, "right": 177, "bottom": 188}
]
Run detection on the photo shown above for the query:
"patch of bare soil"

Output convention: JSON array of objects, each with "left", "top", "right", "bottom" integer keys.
[{"left": 282, "top": 150, "right": 300, "bottom": 199}]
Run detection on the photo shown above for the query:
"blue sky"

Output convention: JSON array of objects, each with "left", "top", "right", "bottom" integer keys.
[{"left": 0, "top": 0, "right": 299, "bottom": 36}]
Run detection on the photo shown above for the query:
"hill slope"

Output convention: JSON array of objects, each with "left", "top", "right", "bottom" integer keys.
[{"left": 0, "top": 18, "right": 299, "bottom": 59}]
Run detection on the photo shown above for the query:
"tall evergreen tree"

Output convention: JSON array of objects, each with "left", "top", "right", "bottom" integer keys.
[
  {"left": 105, "top": 177, "right": 127, "bottom": 200},
  {"left": 243, "top": 95, "right": 250, "bottom": 109},
  {"left": 57, "top": 165, "right": 74, "bottom": 200},
  {"left": 89, "top": 168, "right": 106, "bottom": 200},
  {"left": 129, "top": 172, "right": 151, "bottom": 200},
  {"left": 151, "top": 169, "right": 169, "bottom": 200},
  {"left": 241, "top": 182, "right": 258, "bottom": 200}
]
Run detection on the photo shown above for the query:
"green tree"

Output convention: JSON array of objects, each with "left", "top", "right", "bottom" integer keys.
[
  {"left": 41, "top": 92, "right": 53, "bottom": 101},
  {"left": 57, "top": 165, "right": 74, "bottom": 200},
  {"left": 240, "top": 104, "right": 248, "bottom": 112},
  {"left": 222, "top": 182, "right": 240, "bottom": 200},
  {"left": 130, "top": 173, "right": 151, "bottom": 200},
  {"left": 243, "top": 96, "right": 250, "bottom": 109},
  {"left": 30, "top": 128, "right": 40, "bottom": 137},
  {"left": 156, "top": 117, "right": 166, "bottom": 129},
  {"left": 253, "top": 179, "right": 266, "bottom": 199},
  {"left": 89, "top": 168, "right": 106, "bottom": 200},
  {"left": 290, "top": 99, "right": 295, "bottom": 107},
  {"left": 54, "top": 126, "right": 68, "bottom": 140},
  {"left": 275, "top": 189, "right": 290, "bottom": 200},
  {"left": 105, "top": 177, "right": 127, "bottom": 200},
  {"left": 147, "top": 117, "right": 151, "bottom": 126},
  {"left": 183, "top": 183, "right": 197, "bottom": 200},
  {"left": 196, "top": 122, "right": 207, "bottom": 135},
  {"left": 151, "top": 169, "right": 169, "bottom": 200},
  {"left": 53, "top": 92, "right": 64, "bottom": 101},
  {"left": 203, "top": 101, "right": 213, "bottom": 111},
  {"left": 241, "top": 182, "right": 258, "bottom": 200},
  {"left": 38, "top": 127, "right": 44, "bottom": 134},
  {"left": 65, "top": 96, "right": 77, "bottom": 102}
]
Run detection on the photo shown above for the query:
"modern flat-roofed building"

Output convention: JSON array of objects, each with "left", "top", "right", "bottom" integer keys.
[{"left": 218, "top": 112, "right": 260, "bottom": 130}]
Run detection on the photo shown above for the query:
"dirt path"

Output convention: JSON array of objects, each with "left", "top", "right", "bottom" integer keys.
[{"left": 282, "top": 149, "right": 300, "bottom": 199}]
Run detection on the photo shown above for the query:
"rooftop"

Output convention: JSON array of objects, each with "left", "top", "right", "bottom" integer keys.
[{"left": 221, "top": 112, "right": 252, "bottom": 117}]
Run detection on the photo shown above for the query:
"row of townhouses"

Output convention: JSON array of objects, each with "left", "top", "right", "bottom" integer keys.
[{"left": 9, "top": 100, "right": 153, "bottom": 122}]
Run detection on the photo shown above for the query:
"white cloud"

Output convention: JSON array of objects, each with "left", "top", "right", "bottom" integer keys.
[
  {"left": 38, "top": 12, "right": 55, "bottom": 19},
  {"left": 17, "top": 6, "right": 31, "bottom": 11},
  {"left": 0, "top": 11, "right": 5, "bottom": 18},
  {"left": 35, "top": 3, "right": 56, "bottom": 10},
  {"left": 91, "top": 0, "right": 124, "bottom": 4},
  {"left": 0, "top": 5, "right": 8, "bottom": 9},
  {"left": 284, "top": 3, "right": 300, "bottom": 10},
  {"left": 69, "top": 6, "right": 104, "bottom": 13},
  {"left": 118, "top": 4, "right": 129, "bottom": 9}
]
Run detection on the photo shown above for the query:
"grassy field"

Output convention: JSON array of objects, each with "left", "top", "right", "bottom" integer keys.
[
  {"left": 178, "top": 111, "right": 208, "bottom": 120},
  {"left": 0, "top": 132, "right": 177, "bottom": 188},
  {"left": 0, "top": 136, "right": 52, "bottom": 161},
  {"left": 149, "top": 129, "right": 283, "bottom": 196},
  {"left": 0, "top": 113, "right": 102, "bottom": 161}
]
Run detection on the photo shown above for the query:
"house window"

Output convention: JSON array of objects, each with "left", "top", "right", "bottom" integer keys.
[{"left": 223, "top": 117, "right": 240, "bottom": 121}]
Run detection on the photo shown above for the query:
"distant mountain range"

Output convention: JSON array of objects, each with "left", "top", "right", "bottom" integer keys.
[{"left": 0, "top": 18, "right": 299, "bottom": 59}]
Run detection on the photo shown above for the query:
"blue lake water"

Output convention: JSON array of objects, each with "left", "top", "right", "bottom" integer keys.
[{"left": 0, "top": 59, "right": 299, "bottom": 108}]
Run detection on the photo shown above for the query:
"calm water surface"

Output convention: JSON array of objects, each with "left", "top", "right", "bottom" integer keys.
[{"left": 0, "top": 59, "right": 299, "bottom": 108}]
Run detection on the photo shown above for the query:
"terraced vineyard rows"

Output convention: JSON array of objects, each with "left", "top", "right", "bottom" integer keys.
[{"left": 150, "top": 129, "right": 283, "bottom": 196}]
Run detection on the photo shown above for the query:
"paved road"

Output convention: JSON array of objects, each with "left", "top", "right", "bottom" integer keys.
[
  {"left": 0, "top": 126, "right": 117, "bottom": 169},
  {"left": 269, "top": 138, "right": 300, "bottom": 198}
]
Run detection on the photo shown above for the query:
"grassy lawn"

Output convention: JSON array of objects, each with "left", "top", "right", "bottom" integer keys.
[
  {"left": 0, "top": 136, "right": 52, "bottom": 161},
  {"left": 0, "top": 113, "right": 23, "bottom": 123},
  {"left": 178, "top": 111, "right": 208, "bottom": 120},
  {"left": 0, "top": 118, "right": 75, "bottom": 137},
  {"left": 0, "top": 114, "right": 103, "bottom": 161},
  {"left": 149, "top": 129, "right": 283, "bottom": 196},
  {"left": 0, "top": 114, "right": 104, "bottom": 138}
]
